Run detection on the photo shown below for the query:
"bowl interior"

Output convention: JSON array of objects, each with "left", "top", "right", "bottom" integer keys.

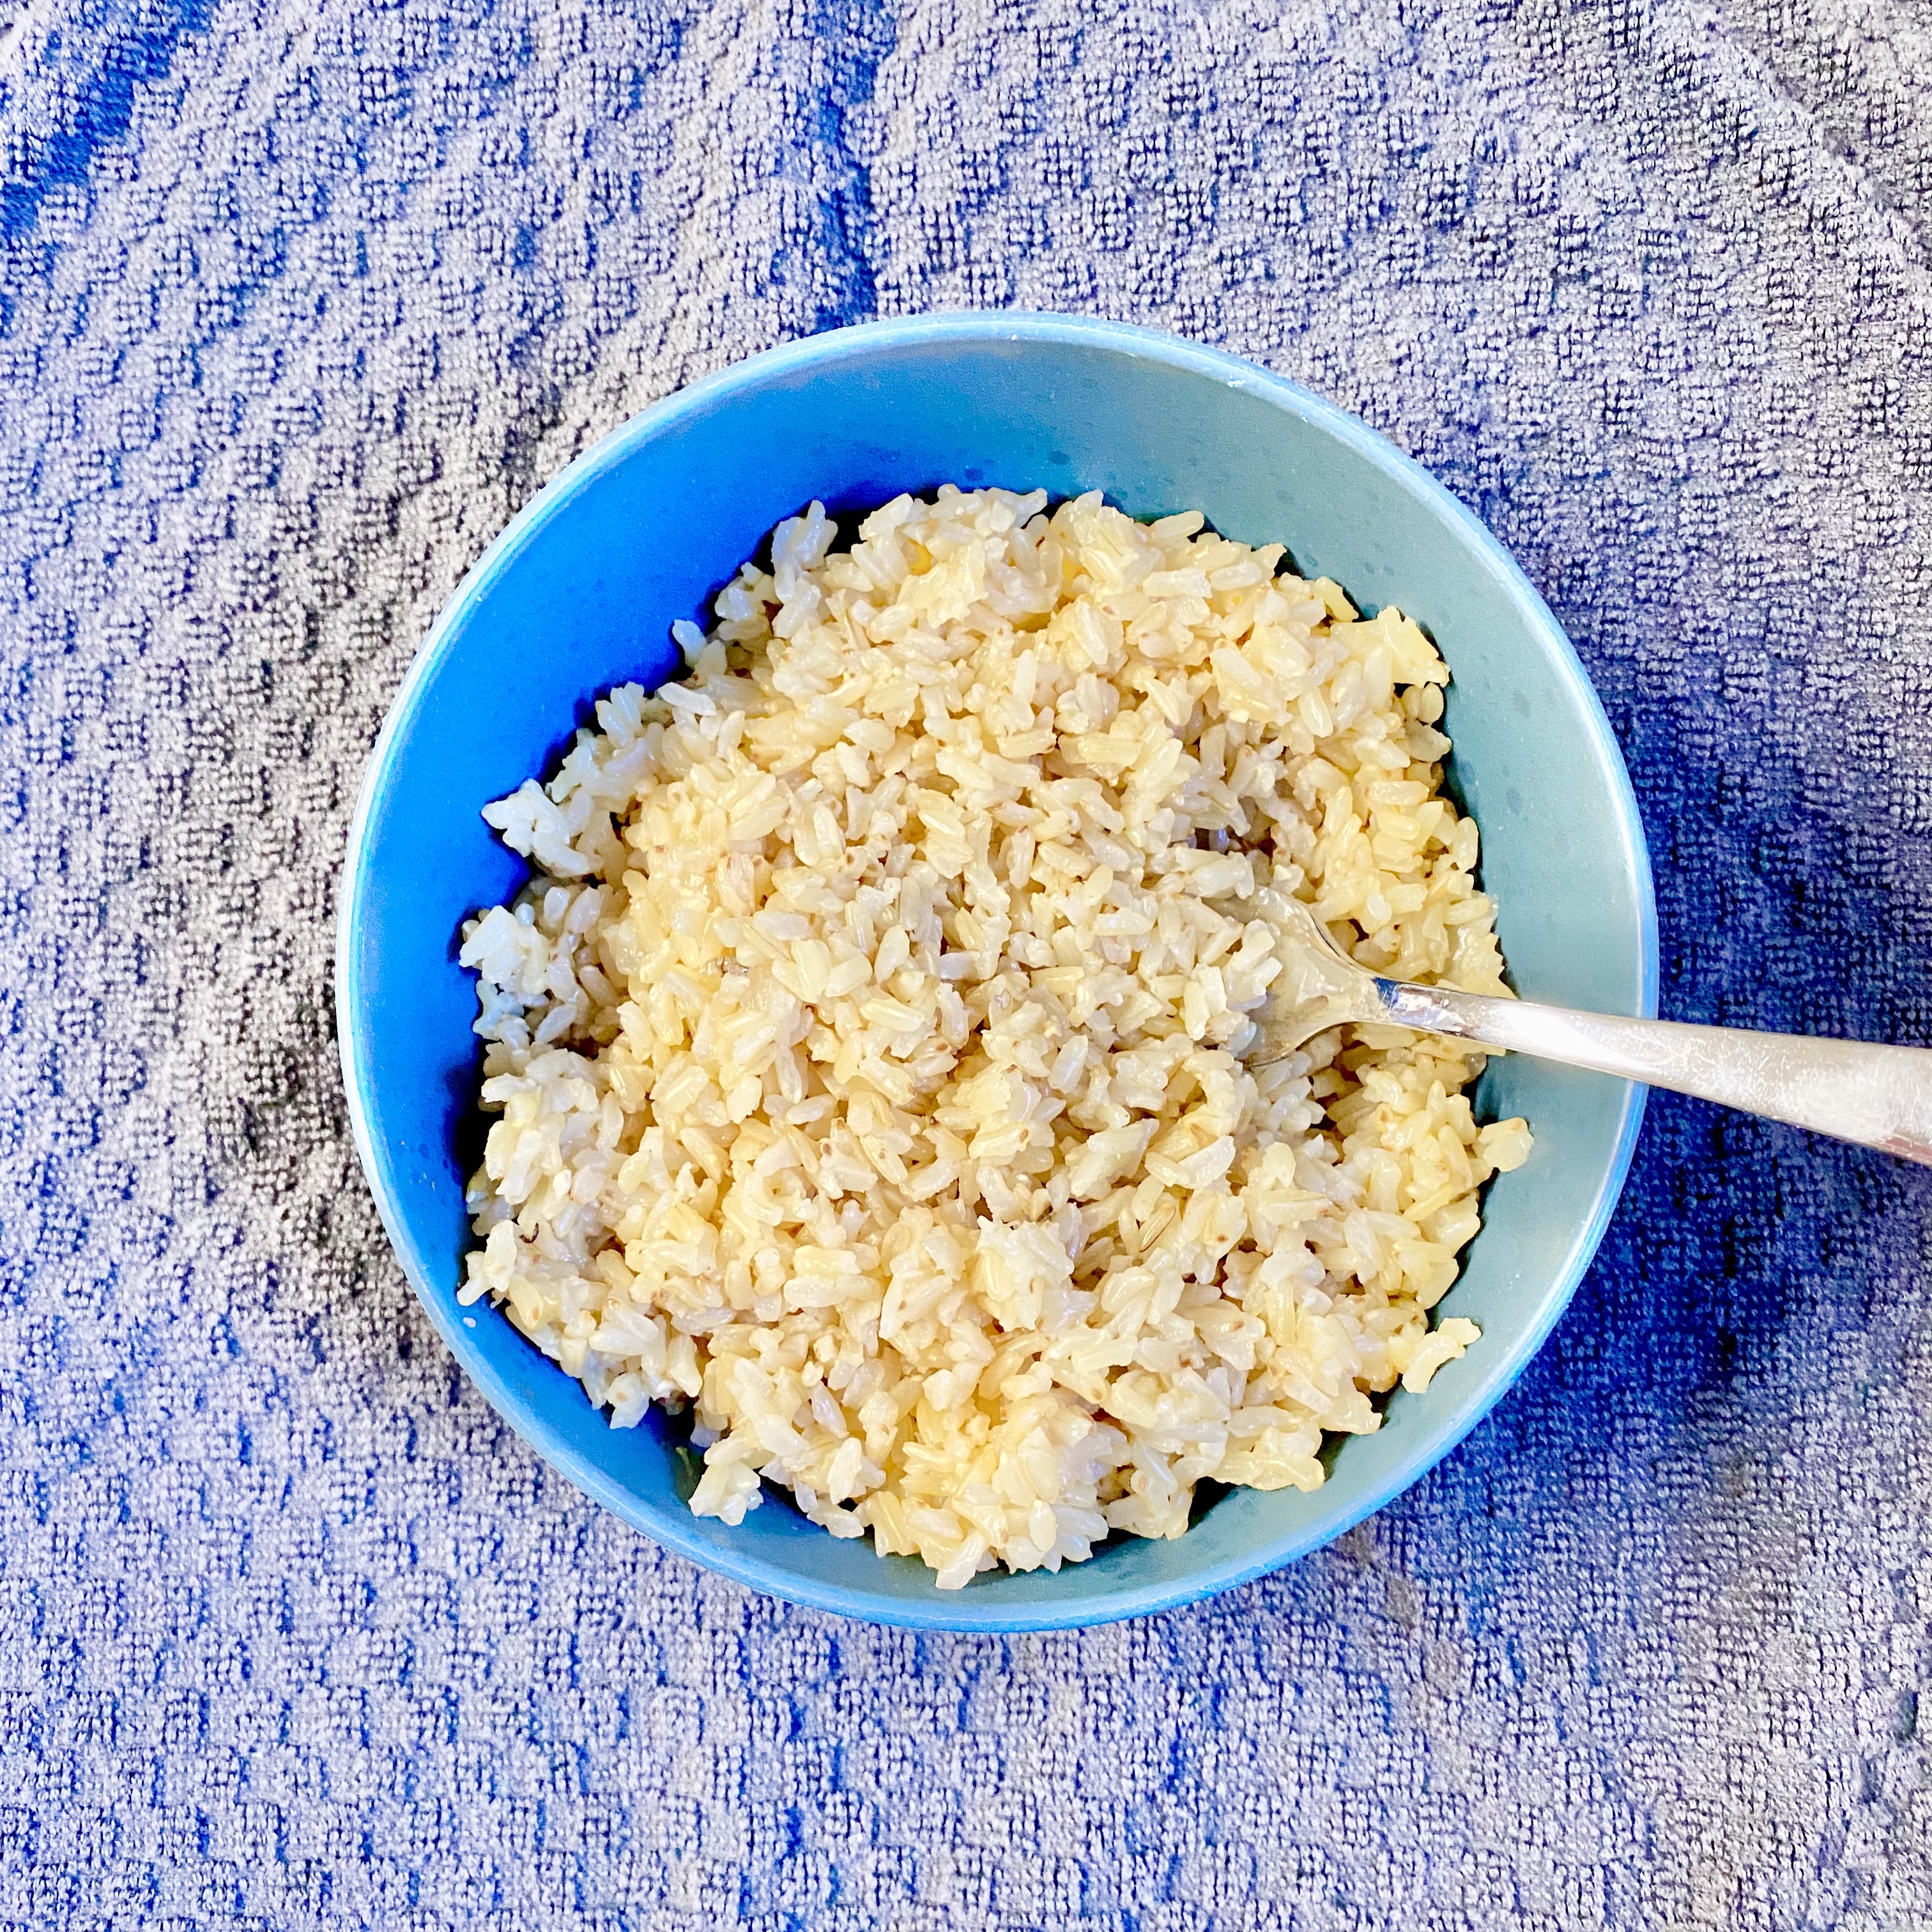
[{"left": 339, "top": 316, "right": 1655, "bottom": 1630}]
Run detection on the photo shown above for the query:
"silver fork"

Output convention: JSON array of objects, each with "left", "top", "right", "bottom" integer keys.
[{"left": 1246, "top": 894, "right": 1932, "bottom": 1168}]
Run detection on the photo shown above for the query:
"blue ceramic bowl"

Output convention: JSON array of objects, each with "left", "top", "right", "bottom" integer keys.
[{"left": 338, "top": 313, "right": 1657, "bottom": 1630}]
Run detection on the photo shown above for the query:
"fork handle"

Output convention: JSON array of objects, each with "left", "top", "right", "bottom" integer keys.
[{"left": 1377, "top": 981, "right": 1932, "bottom": 1167}]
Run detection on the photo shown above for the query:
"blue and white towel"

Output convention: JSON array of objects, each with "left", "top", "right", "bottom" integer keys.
[{"left": 3, "top": 0, "right": 1930, "bottom": 1923}]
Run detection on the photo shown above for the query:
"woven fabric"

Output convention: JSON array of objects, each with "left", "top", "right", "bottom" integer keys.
[{"left": 4, "top": 0, "right": 1932, "bottom": 1924}]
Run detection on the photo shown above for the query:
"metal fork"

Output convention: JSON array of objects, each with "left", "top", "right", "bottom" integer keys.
[{"left": 1246, "top": 894, "right": 1932, "bottom": 1167}]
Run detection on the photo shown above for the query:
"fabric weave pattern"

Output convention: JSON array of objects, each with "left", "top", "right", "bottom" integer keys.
[{"left": 3, "top": 0, "right": 1931, "bottom": 1924}]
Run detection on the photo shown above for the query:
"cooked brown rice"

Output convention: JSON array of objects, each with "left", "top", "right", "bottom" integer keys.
[{"left": 457, "top": 488, "right": 1530, "bottom": 1588}]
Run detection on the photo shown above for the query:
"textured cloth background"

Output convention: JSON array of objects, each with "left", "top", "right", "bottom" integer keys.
[{"left": 4, "top": 0, "right": 1932, "bottom": 1925}]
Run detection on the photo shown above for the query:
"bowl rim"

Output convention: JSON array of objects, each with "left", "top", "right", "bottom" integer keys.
[{"left": 337, "top": 309, "right": 1660, "bottom": 1631}]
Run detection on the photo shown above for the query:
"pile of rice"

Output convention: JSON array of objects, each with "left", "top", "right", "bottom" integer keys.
[{"left": 457, "top": 488, "right": 1530, "bottom": 1588}]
